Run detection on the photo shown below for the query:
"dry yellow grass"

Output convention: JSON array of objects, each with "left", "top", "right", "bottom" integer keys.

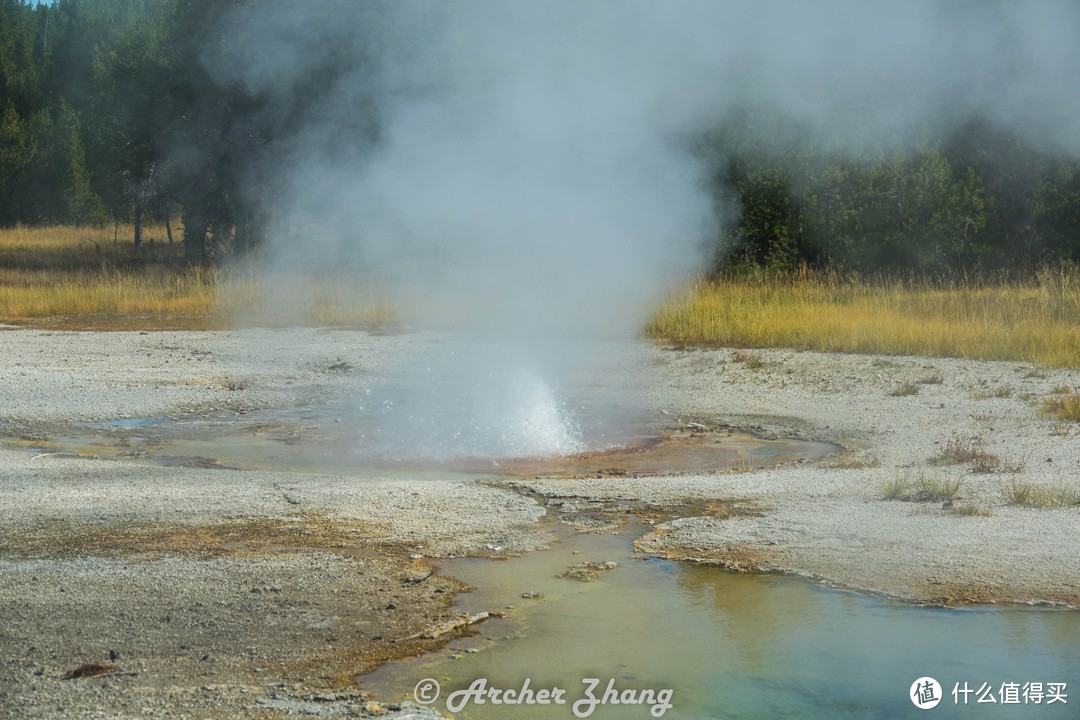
[
  {"left": 648, "top": 268, "right": 1080, "bottom": 368},
  {"left": 1003, "top": 479, "right": 1080, "bottom": 508},
  {"left": 219, "top": 269, "right": 398, "bottom": 329},
  {"left": 0, "top": 224, "right": 217, "bottom": 329},
  {"left": 1040, "top": 390, "right": 1080, "bottom": 421},
  {"left": 0, "top": 225, "right": 394, "bottom": 330},
  {"left": 8, "top": 226, "right": 1080, "bottom": 361}
]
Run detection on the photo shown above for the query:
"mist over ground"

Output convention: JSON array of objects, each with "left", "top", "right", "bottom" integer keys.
[{"left": 205, "top": 1, "right": 1080, "bottom": 457}]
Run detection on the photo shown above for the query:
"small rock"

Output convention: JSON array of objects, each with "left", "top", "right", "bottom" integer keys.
[{"left": 559, "top": 560, "right": 619, "bottom": 582}]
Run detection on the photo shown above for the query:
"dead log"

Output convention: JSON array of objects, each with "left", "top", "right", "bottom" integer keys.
[{"left": 401, "top": 611, "right": 491, "bottom": 641}]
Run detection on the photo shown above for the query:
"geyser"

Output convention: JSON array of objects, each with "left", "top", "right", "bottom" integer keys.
[
  {"left": 205, "top": 1, "right": 1080, "bottom": 459},
  {"left": 355, "top": 341, "right": 586, "bottom": 461}
]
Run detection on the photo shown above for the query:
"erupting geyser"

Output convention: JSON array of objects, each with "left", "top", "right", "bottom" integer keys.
[
  {"left": 207, "top": 1, "right": 1080, "bottom": 460},
  {"left": 358, "top": 347, "right": 586, "bottom": 461}
]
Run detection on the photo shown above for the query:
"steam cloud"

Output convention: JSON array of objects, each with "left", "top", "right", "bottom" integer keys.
[{"left": 207, "top": 1, "right": 1080, "bottom": 458}]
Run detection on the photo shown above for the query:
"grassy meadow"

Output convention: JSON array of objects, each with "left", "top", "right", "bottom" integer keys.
[
  {"left": 0, "top": 224, "right": 215, "bottom": 329},
  {"left": 2, "top": 226, "right": 1079, "bottom": 369},
  {"left": 648, "top": 268, "right": 1080, "bottom": 368},
  {"left": 0, "top": 225, "right": 394, "bottom": 330}
]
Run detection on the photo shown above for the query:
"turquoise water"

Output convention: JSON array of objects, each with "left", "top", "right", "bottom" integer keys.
[{"left": 364, "top": 522, "right": 1079, "bottom": 719}]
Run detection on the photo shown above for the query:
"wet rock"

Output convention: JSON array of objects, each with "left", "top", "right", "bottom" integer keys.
[
  {"left": 326, "top": 360, "right": 354, "bottom": 373},
  {"left": 559, "top": 513, "right": 621, "bottom": 533},
  {"left": 558, "top": 560, "right": 619, "bottom": 582}
]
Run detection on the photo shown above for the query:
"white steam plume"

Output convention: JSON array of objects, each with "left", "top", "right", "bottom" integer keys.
[{"left": 206, "top": 1, "right": 1080, "bottom": 458}]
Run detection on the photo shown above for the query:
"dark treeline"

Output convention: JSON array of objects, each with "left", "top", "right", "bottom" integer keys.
[
  {"left": 3, "top": 0, "right": 1080, "bottom": 273},
  {"left": 0, "top": 0, "right": 349, "bottom": 258},
  {"left": 703, "top": 114, "right": 1080, "bottom": 276}
]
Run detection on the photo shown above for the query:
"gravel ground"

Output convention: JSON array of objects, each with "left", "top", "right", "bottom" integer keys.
[
  {"left": 0, "top": 329, "right": 547, "bottom": 719},
  {"left": 1, "top": 329, "right": 1078, "bottom": 718},
  {"left": 525, "top": 346, "right": 1080, "bottom": 606}
]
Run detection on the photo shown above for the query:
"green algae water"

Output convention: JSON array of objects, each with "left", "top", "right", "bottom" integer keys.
[{"left": 363, "top": 522, "right": 1080, "bottom": 719}]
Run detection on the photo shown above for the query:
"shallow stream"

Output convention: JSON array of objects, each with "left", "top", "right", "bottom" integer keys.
[{"left": 365, "top": 518, "right": 1080, "bottom": 719}]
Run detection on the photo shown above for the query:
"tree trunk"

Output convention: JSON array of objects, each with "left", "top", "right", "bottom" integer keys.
[
  {"left": 133, "top": 193, "right": 143, "bottom": 249},
  {"left": 165, "top": 213, "right": 173, "bottom": 244},
  {"left": 182, "top": 203, "right": 207, "bottom": 260},
  {"left": 233, "top": 207, "right": 255, "bottom": 256}
]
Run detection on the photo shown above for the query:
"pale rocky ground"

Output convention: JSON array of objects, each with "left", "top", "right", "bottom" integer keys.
[
  {"left": 0, "top": 329, "right": 1078, "bottom": 718},
  {"left": 537, "top": 346, "right": 1080, "bottom": 606}
]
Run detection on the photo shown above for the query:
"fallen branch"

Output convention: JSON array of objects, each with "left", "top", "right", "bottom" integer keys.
[
  {"left": 401, "top": 611, "right": 491, "bottom": 641},
  {"left": 401, "top": 568, "right": 436, "bottom": 584},
  {"left": 65, "top": 663, "right": 137, "bottom": 679},
  {"left": 31, "top": 452, "right": 83, "bottom": 461}
]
